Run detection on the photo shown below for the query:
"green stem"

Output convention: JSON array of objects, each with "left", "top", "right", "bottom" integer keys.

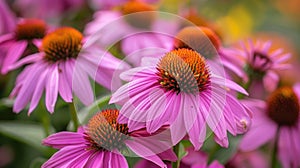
[
  {"left": 208, "top": 143, "right": 221, "bottom": 163},
  {"left": 172, "top": 144, "right": 180, "bottom": 168},
  {"left": 69, "top": 102, "right": 80, "bottom": 131},
  {"left": 40, "top": 110, "right": 50, "bottom": 137},
  {"left": 37, "top": 101, "right": 51, "bottom": 137},
  {"left": 237, "top": 75, "right": 253, "bottom": 99},
  {"left": 271, "top": 126, "right": 280, "bottom": 168}
]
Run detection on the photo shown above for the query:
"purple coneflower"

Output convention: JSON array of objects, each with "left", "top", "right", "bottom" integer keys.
[
  {"left": 110, "top": 48, "right": 251, "bottom": 149},
  {"left": 42, "top": 109, "right": 176, "bottom": 168},
  {"left": 10, "top": 27, "right": 129, "bottom": 114},
  {"left": 0, "top": 19, "right": 47, "bottom": 74},
  {"left": 84, "top": 0, "right": 177, "bottom": 66},
  {"left": 240, "top": 84, "right": 300, "bottom": 168},
  {"left": 220, "top": 40, "right": 291, "bottom": 93}
]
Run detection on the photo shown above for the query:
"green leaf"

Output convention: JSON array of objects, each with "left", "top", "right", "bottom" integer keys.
[
  {"left": 178, "top": 142, "right": 188, "bottom": 160},
  {"left": 210, "top": 134, "right": 242, "bottom": 164},
  {"left": 0, "top": 121, "right": 48, "bottom": 152}
]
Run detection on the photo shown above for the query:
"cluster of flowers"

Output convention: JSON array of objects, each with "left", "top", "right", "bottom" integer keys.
[{"left": 0, "top": 0, "right": 299, "bottom": 168}]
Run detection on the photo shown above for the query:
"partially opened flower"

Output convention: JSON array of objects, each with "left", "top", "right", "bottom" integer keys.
[
  {"left": 42, "top": 109, "right": 176, "bottom": 168},
  {"left": 10, "top": 27, "right": 129, "bottom": 114},
  {"left": 0, "top": 19, "right": 47, "bottom": 74},
  {"left": 220, "top": 40, "right": 291, "bottom": 93},
  {"left": 110, "top": 48, "right": 251, "bottom": 149},
  {"left": 240, "top": 84, "right": 300, "bottom": 168}
]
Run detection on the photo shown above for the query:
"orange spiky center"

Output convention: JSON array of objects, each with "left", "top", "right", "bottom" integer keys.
[
  {"left": 86, "top": 109, "right": 129, "bottom": 151},
  {"left": 267, "top": 87, "right": 299, "bottom": 126},
  {"left": 15, "top": 19, "right": 46, "bottom": 41},
  {"left": 174, "top": 26, "right": 221, "bottom": 58},
  {"left": 121, "top": 0, "right": 156, "bottom": 29},
  {"left": 41, "top": 27, "right": 83, "bottom": 62},
  {"left": 156, "top": 48, "right": 210, "bottom": 94}
]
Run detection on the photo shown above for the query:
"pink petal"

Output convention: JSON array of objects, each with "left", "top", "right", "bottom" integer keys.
[
  {"left": 85, "top": 152, "right": 104, "bottom": 168},
  {"left": 67, "top": 150, "right": 94, "bottom": 168},
  {"left": 263, "top": 71, "right": 279, "bottom": 92},
  {"left": 13, "top": 63, "right": 44, "bottom": 113},
  {"left": 45, "top": 64, "right": 59, "bottom": 113},
  {"left": 201, "top": 90, "right": 228, "bottom": 147},
  {"left": 28, "top": 65, "right": 49, "bottom": 114},
  {"left": 1, "top": 41, "right": 27, "bottom": 74},
  {"left": 7, "top": 52, "right": 43, "bottom": 71},
  {"left": 58, "top": 62, "right": 73, "bottom": 102},
  {"left": 110, "top": 152, "right": 129, "bottom": 168},
  {"left": 43, "top": 131, "right": 85, "bottom": 149},
  {"left": 146, "top": 89, "right": 170, "bottom": 133},
  {"left": 42, "top": 145, "right": 86, "bottom": 168},
  {"left": 73, "top": 64, "right": 94, "bottom": 105},
  {"left": 126, "top": 140, "right": 166, "bottom": 168},
  {"left": 239, "top": 118, "right": 277, "bottom": 151},
  {"left": 170, "top": 101, "right": 186, "bottom": 145},
  {"left": 210, "top": 75, "right": 248, "bottom": 95}
]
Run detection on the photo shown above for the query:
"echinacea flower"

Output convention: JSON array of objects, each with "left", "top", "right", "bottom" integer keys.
[
  {"left": 220, "top": 40, "right": 291, "bottom": 93},
  {"left": 0, "top": 19, "right": 47, "bottom": 74},
  {"left": 42, "top": 109, "right": 176, "bottom": 168},
  {"left": 10, "top": 27, "right": 129, "bottom": 114},
  {"left": 84, "top": 0, "right": 177, "bottom": 66},
  {"left": 110, "top": 48, "right": 251, "bottom": 149},
  {"left": 0, "top": 1, "right": 16, "bottom": 35},
  {"left": 239, "top": 84, "right": 300, "bottom": 168}
]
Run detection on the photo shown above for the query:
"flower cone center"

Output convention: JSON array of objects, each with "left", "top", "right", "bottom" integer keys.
[
  {"left": 174, "top": 26, "right": 221, "bottom": 57},
  {"left": 87, "top": 109, "right": 129, "bottom": 151},
  {"left": 41, "top": 27, "right": 83, "bottom": 62},
  {"left": 267, "top": 87, "right": 299, "bottom": 126},
  {"left": 157, "top": 48, "right": 210, "bottom": 94},
  {"left": 15, "top": 19, "right": 46, "bottom": 41}
]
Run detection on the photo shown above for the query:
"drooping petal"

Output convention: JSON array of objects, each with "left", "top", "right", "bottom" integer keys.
[
  {"left": 1, "top": 41, "right": 27, "bottom": 74},
  {"left": 45, "top": 64, "right": 59, "bottom": 113},
  {"left": 58, "top": 62, "right": 73, "bottom": 102},
  {"left": 28, "top": 65, "right": 49, "bottom": 114},
  {"left": 73, "top": 63, "right": 94, "bottom": 105},
  {"left": 13, "top": 63, "right": 45, "bottom": 113}
]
